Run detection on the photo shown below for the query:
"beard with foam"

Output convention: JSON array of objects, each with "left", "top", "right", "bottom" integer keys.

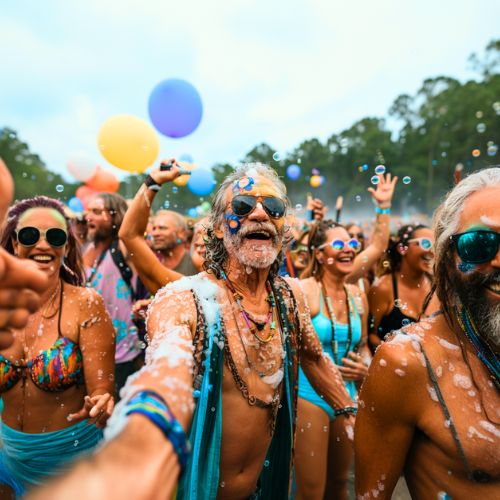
[
  {"left": 449, "top": 265, "right": 500, "bottom": 347},
  {"left": 223, "top": 221, "right": 283, "bottom": 270}
]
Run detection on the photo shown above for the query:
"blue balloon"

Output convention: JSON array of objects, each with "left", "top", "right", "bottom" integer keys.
[
  {"left": 286, "top": 164, "right": 301, "bottom": 180},
  {"left": 187, "top": 168, "right": 216, "bottom": 196},
  {"left": 178, "top": 153, "right": 194, "bottom": 163},
  {"left": 148, "top": 79, "right": 203, "bottom": 138},
  {"left": 68, "top": 197, "right": 84, "bottom": 213}
]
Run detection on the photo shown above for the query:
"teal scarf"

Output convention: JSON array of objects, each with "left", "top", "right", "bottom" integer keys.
[{"left": 178, "top": 276, "right": 298, "bottom": 499}]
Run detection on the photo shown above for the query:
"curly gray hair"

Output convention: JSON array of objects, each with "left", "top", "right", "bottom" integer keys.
[{"left": 203, "top": 162, "right": 289, "bottom": 278}]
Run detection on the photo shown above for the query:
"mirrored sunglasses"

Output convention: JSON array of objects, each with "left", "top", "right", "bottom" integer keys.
[
  {"left": 16, "top": 227, "right": 68, "bottom": 248},
  {"left": 408, "top": 237, "right": 433, "bottom": 251},
  {"left": 231, "top": 195, "right": 286, "bottom": 219},
  {"left": 451, "top": 230, "right": 500, "bottom": 264},
  {"left": 321, "top": 238, "right": 360, "bottom": 252}
]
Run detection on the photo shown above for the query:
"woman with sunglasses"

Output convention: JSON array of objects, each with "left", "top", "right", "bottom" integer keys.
[
  {"left": 295, "top": 220, "right": 370, "bottom": 500},
  {"left": 368, "top": 224, "right": 439, "bottom": 352},
  {"left": 0, "top": 196, "right": 115, "bottom": 498}
]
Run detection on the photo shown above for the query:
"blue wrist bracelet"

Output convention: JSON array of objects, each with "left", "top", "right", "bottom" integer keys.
[
  {"left": 334, "top": 406, "right": 358, "bottom": 417},
  {"left": 375, "top": 206, "right": 391, "bottom": 215},
  {"left": 125, "top": 390, "right": 190, "bottom": 473}
]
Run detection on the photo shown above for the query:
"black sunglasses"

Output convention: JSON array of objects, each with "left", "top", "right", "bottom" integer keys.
[
  {"left": 16, "top": 227, "right": 68, "bottom": 248},
  {"left": 231, "top": 195, "right": 286, "bottom": 219},
  {"left": 451, "top": 229, "right": 500, "bottom": 264}
]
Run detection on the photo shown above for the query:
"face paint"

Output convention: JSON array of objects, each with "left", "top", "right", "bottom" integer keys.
[
  {"left": 458, "top": 261, "right": 476, "bottom": 273},
  {"left": 232, "top": 177, "right": 255, "bottom": 194},
  {"left": 224, "top": 213, "right": 242, "bottom": 234}
]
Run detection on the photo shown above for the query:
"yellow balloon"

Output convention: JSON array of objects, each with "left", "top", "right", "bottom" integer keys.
[
  {"left": 174, "top": 161, "right": 197, "bottom": 187},
  {"left": 310, "top": 175, "right": 321, "bottom": 188},
  {"left": 98, "top": 114, "right": 159, "bottom": 173}
]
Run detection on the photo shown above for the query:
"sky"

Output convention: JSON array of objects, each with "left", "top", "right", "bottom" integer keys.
[{"left": 1, "top": 0, "right": 499, "bottom": 181}]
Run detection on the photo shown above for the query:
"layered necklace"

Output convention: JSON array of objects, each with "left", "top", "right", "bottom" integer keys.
[
  {"left": 221, "top": 270, "right": 277, "bottom": 344},
  {"left": 219, "top": 271, "right": 284, "bottom": 435},
  {"left": 319, "top": 279, "right": 353, "bottom": 365},
  {"left": 455, "top": 306, "right": 500, "bottom": 391}
]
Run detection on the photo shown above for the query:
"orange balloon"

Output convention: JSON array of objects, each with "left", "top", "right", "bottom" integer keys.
[
  {"left": 75, "top": 185, "right": 98, "bottom": 208},
  {"left": 86, "top": 167, "right": 120, "bottom": 193},
  {"left": 174, "top": 161, "right": 196, "bottom": 187}
]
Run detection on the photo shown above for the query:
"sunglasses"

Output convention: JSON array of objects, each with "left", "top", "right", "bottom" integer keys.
[
  {"left": 348, "top": 232, "right": 364, "bottom": 241},
  {"left": 408, "top": 237, "right": 433, "bottom": 251},
  {"left": 320, "top": 238, "right": 361, "bottom": 252},
  {"left": 451, "top": 229, "right": 500, "bottom": 264},
  {"left": 231, "top": 195, "right": 286, "bottom": 219},
  {"left": 16, "top": 227, "right": 68, "bottom": 248}
]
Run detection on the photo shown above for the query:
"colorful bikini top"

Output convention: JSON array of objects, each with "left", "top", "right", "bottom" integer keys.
[{"left": 0, "top": 282, "right": 84, "bottom": 393}]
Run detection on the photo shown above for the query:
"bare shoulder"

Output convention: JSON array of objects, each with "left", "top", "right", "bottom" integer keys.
[
  {"left": 368, "top": 273, "right": 392, "bottom": 295},
  {"left": 64, "top": 282, "right": 106, "bottom": 312}
]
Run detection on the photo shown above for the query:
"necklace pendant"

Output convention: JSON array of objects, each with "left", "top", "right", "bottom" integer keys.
[
  {"left": 270, "top": 320, "right": 276, "bottom": 330},
  {"left": 332, "top": 340, "right": 338, "bottom": 354}
]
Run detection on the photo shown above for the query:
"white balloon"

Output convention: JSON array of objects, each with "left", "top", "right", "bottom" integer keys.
[{"left": 67, "top": 152, "right": 97, "bottom": 182}]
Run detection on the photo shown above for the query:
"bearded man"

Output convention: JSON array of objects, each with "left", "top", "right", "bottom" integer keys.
[
  {"left": 355, "top": 167, "right": 500, "bottom": 499},
  {"left": 31, "top": 162, "right": 354, "bottom": 500}
]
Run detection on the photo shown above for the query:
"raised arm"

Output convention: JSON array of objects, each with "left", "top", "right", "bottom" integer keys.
[
  {"left": 355, "top": 337, "right": 422, "bottom": 498},
  {"left": 29, "top": 287, "right": 198, "bottom": 500},
  {"left": 347, "top": 173, "right": 397, "bottom": 283},
  {"left": 118, "top": 160, "right": 183, "bottom": 294}
]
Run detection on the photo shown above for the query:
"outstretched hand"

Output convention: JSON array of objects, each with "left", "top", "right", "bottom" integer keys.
[
  {"left": 0, "top": 158, "right": 49, "bottom": 348},
  {"left": 367, "top": 173, "right": 398, "bottom": 208},
  {"left": 68, "top": 393, "right": 114, "bottom": 429}
]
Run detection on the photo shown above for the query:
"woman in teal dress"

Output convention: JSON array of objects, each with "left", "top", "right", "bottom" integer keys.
[{"left": 295, "top": 220, "right": 371, "bottom": 500}]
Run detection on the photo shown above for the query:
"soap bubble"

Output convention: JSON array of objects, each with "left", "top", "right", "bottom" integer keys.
[
  {"left": 355, "top": 195, "right": 361, "bottom": 202},
  {"left": 55, "top": 184, "right": 64, "bottom": 193},
  {"left": 475, "top": 111, "right": 483, "bottom": 119},
  {"left": 476, "top": 123, "right": 486, "bottom": 133},
  {"left": 487, "top": 144, "right": 498, "bottom": 156},
  {"left": 272, "top": 152, "right": 281, "bottom": 161},
  {"left": 370, "top": 175, "right": 380, "bottom": 185},
  {"left": 374, "top": 165, "right": 386, "bottom": 175},
  {"left": 472, "top": 149, "right": 481, "bottom": 158},
  {"left": 403, "top": 176, "right": 411, "bottom": 185}
]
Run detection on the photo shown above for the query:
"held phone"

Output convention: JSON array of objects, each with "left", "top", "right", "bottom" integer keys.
[{"left": 160, "top": 161, "right": 191, "bottom": 176}]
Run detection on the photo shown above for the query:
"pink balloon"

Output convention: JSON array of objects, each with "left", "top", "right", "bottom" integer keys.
[
  {"left": 86, "top": 167, "right": 120, "bottom": 193},
  {"left": 75, "top": 186, "right": 97, "bottom": 208}
]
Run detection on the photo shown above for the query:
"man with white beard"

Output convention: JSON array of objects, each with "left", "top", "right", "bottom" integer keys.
[
  {"left": 355, "top": 167, "right": 500, "bottom": 499},
  {"left": 30, "top": 162, "right": 354, "bottom": 500}
]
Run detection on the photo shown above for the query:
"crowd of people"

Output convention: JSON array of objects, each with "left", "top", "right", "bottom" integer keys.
[{"left": 0, "top": 156, "right": 498, "bottom": 499}]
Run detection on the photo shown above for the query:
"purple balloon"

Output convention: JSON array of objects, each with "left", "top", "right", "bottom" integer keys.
[
  {"left": 286, "top": 164, "right": 301, "bottom": 180},
  {"left": 148, "top": 79, "right": 203, "bottom": 138}
]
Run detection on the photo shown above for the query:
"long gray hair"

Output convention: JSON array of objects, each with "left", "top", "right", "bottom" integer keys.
[
  {"left": 203, "top": 162, "right": 289, "bottom": 278},
  {"left": 431, "top": 167, "right": 500, "bottom": 326}
]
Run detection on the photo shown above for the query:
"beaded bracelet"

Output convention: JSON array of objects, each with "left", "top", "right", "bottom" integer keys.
[
  {"left": 334, "top": 406, "right": 358, "bottom": 417},
  {"left": 143, "top": 175, "right": 162, "bottom": 192},
  {"left": 375, "top": 206, "right": 391, "bottom": 215},
  {"left": 125, "top": 390, "right": 190, "bottom": 473}
]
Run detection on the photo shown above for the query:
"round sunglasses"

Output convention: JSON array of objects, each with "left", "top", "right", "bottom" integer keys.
[
  {"left": 320, "top": 238, "right": 361, "bottom": 252},
  {"left": 16, "top": 227, "right": 68, "bottom": 248},
  {"left": 231, "top": 195, "right": 286, "bottom": 219},
  {"left": 408, "top": 237, "right": 433, "bottom": 251},
  {"left": 451, "top": 229, "right": 500, "bottom": 264}
]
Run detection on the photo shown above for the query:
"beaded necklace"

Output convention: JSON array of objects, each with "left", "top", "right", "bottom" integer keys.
[
  {"left": 319, "top": 280, "right": 353, "bottom": 365},
  {"left": 220, "top": 270, "right": 277, "bottom": 343},
  {"left": 456, "top": 306, "right": 500, "bottom": 391}
]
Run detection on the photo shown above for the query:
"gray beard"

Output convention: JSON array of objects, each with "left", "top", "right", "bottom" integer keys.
[
  {"left": 451, "top": 268, "right": 500, "bottom": 347},
  {"left": 223, "top": 222, "right": 281, "bottom": 270}
]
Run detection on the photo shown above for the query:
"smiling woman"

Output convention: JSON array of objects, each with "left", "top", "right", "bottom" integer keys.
[{"left": 0, "top": 196, "right": 116, "bottom": 497}]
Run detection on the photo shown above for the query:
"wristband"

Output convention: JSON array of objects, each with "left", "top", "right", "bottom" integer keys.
[
  {"left": 125, "top": 390, "right": 190, "bottom": 473},
  {"left": 143, "top": 175, "right": 162, "bottom": 192},
  {"left": 375, "top": 206, "right": 391, "bottom": 215},
  {"left": 334, "top": 406, "right": 358, "bottom": 417}
]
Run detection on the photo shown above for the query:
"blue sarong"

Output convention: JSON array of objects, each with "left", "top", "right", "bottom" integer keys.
[{"left": 0, "top": 420, "right": 102, "bottom": 497}]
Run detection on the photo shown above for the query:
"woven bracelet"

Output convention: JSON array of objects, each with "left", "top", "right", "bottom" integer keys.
[{"left": 125, "top": 390, "right": 190, "bottom": 473}]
